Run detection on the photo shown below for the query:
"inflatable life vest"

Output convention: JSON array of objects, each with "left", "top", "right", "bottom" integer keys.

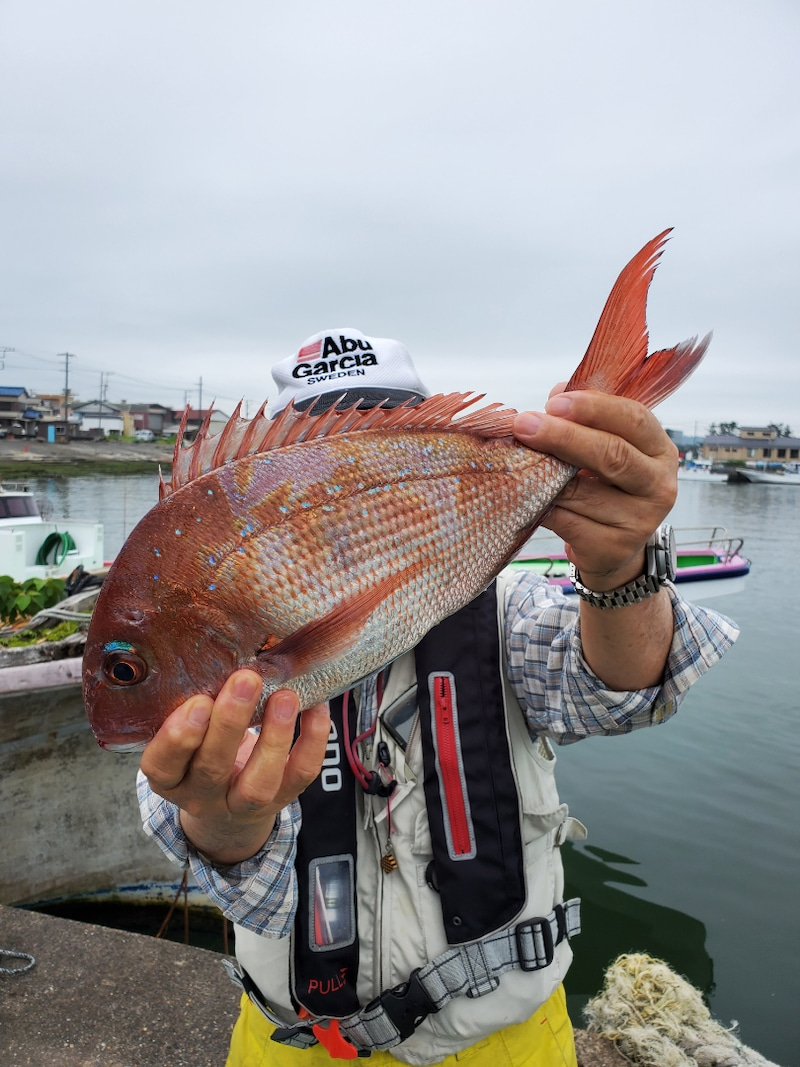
[{"left": 232, "top": 577, "right": 583, "bottom": 1061}]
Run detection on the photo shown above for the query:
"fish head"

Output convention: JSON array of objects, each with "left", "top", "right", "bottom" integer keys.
[{"left": 82, "top": 550, "right": 243, "bottom": 752}]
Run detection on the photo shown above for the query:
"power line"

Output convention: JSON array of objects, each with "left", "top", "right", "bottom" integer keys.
[{"left": 2, "top": 344, "right": 257, "bottom": 411}]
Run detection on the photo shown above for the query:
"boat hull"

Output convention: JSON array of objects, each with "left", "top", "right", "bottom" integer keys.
[
  {"left": 734, "top": 469, "right": 800, "bottom": 485},
  {"left": 0, "top": 672, "right": 203, "bottom": 909},
  {"left": 511, "top": 528, "right": 750, "bottom": 603}
]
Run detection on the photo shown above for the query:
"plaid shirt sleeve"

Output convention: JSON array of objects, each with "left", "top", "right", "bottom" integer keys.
[
  {"left": 136, "top": 769, "right": 300, "bottom": 936},
  {"left": 503, "top": 570, "right": 740, "bottom": 745}
]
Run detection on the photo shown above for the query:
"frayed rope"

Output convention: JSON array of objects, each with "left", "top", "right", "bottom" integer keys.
[{"left": 583, "top": 953, "right": 783, "bottom": 1067}]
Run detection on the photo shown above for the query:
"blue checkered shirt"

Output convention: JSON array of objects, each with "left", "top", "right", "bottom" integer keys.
[{"left": 137, "top": 571, "right": 738, "bottom": 935}]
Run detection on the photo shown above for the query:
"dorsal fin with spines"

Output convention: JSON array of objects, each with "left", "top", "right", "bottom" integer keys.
[{"left": 161, "top": 393, "right": 519, "bottom": 497}]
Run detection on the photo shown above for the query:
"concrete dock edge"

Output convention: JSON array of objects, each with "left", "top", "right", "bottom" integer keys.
[{"left": 0, "top": 906, "right": 626, "bottom": 1066}]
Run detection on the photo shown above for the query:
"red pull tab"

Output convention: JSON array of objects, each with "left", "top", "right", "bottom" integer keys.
[{"left": 311, "top": 1019, "right": 359, "bottom": 1060}]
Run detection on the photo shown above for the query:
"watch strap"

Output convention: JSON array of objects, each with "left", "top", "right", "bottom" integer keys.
[{"left": 568, "top": 565, "right": 663, "bottom": 609}]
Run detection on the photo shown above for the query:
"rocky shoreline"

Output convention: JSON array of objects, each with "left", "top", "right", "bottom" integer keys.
[{"left": 0, "top": 438, "right": 173, "bottom": 478}]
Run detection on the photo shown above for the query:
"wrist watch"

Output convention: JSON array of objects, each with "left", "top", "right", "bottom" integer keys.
[{"left": 569, "top": 523, "right": 677, "bottom": 609}]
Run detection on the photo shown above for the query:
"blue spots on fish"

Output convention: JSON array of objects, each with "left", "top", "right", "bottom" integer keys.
[
  {"left": 240, "top": 523, "right": 255, "bottom": 535},
  {"left": 174, "top": 528, "right": 182, "bottom": 536},
  {"left": 208, "top": 583, "right": 216, "bottom": 591},
  {"left": 153, "top": 548, "right": 161, "bottom": 558}
]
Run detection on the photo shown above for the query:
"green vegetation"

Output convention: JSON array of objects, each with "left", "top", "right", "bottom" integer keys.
[
  {"left": 0, "top": 618, "right": 80, "bottom": 646},
  {"left": 0, "top": 576, "right": 67, "bottom": 624}
]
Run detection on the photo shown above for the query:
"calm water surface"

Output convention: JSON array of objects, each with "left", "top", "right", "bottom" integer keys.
[{"left": 31, "top": 473, "right": 799, "bottom": 1064}]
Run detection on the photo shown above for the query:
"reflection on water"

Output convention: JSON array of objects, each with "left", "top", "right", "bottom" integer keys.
[{"left": 562, "top": 842, "right": 712, "bottom": 1022}]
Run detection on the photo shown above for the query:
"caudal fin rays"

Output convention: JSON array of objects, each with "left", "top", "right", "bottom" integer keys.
[{"left": 566, "top": 228, "right": 709, "bottom": 406}]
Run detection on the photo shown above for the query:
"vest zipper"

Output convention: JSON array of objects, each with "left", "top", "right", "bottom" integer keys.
[{"left": 432, "top": 675, "right": 472, "bottom": 856}]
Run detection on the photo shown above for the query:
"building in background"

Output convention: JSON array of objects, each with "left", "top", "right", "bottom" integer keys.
[
  {"left": 70, "top": 399, "right": 126, "bottom": 437},
  {"left": 702, "top": 427, "right": 800, "bottom": 466}
]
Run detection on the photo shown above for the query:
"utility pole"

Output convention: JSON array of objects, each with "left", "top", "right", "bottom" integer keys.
[
  {"left": 98, "top": 372, "right": 110, "bottom": 435},
  {"left": 0, "top": 346, "right": 14, "bottom": 371},
  {"left": 59, "top": 352, "right": 75, "bottom": 439}
]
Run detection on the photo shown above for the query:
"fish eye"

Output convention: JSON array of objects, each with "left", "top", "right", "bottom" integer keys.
[{"left": 103, "top": 650, "right": 148, "bottom": 687}]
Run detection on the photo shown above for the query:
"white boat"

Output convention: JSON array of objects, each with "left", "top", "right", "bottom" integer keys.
[
  {"left": 678, "top": 467, "right": 733, "bottom": 484},
  {"left": 734, "top": 462, "right": 800, "bottom": 486},
  {"left": 0, "top": 481, "right": 104, "bottom": 583}
]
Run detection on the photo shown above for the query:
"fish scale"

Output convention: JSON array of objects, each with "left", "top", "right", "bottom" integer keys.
[{"left": 83, "top": 230, "right": 711, "bottom": 751}]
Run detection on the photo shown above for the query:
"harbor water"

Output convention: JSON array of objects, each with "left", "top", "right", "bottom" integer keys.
[{"left": 29, "top": 471, "right": 799, "bottom": 1065}]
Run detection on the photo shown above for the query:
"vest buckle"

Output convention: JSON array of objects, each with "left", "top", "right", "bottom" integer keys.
[
  {"left": 365, "top": 968, "right": 439, "bottom": 1042},
  {"left": 515, "top": 914, "right": 555, "bottom": 971}
]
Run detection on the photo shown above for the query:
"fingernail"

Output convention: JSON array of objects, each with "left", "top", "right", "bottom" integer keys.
[
  {"left": 515, "top": 412, "right": 542, "bottom": 436},
  {"left": 272, "top": 691, "right": 299, "bottom": 721},
  {"left": 188, "top": 698, "right": 212, "bottom": 727},
  {"left": 545, "top": 394, "right": 573, "bottom": 417},
  {"left": 231, "top": 672, "right": 261, "bottom": 702}
]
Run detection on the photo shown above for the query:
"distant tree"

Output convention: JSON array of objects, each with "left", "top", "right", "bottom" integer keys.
[
  {"left": 706, "top": 422, "right": 718, "bottom": 436},
  {"left": 718, "top": 421, "right": 738, "bottom": 436},
  {"left": 767, "top": 422, "right": 793, "bottom": 438}
]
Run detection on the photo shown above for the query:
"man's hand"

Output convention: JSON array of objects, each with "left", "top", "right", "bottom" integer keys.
[
  {"left": 514, "top": 389, "right": 678, "bottom": 591},
  {"left": 514, "top": 389, "right": 678, "bottom": 691},
  {"left": 140, "top": 671, "right": 331, "bottom": 866}
]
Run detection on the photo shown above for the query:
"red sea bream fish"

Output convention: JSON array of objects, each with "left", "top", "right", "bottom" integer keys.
[{"left": 83, "top": 231, "right": 710, "bottom": 751}]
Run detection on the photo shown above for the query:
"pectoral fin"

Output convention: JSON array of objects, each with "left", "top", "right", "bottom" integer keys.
[{"left": 256, "top": 563, "right": 422, "bottom": 685}]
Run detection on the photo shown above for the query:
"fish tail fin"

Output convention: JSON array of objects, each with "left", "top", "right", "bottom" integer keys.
[{"left": 565, "top": 229, "right": 711, "bottom": 409}]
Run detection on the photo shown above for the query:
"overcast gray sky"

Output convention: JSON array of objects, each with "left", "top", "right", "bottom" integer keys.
[{"left": 2, "top": 0, "right": 798, "bottom": 435}]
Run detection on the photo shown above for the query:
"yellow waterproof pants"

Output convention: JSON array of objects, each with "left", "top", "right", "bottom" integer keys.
[{"left": 225, "top": 985, "right": 577, "bottom": 1067}]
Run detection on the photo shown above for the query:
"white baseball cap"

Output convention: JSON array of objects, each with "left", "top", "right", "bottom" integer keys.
[{"left": 270, "top": 327, "right": 430, "bottom": 417}]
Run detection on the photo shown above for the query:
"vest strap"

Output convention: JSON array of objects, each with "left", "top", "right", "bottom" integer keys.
[
  {"left": 292, "top": 694, "right": 362, "bottom": 1018},
  {"left": 261, "top": 899, "right": 580, "bottom": 1053}
]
